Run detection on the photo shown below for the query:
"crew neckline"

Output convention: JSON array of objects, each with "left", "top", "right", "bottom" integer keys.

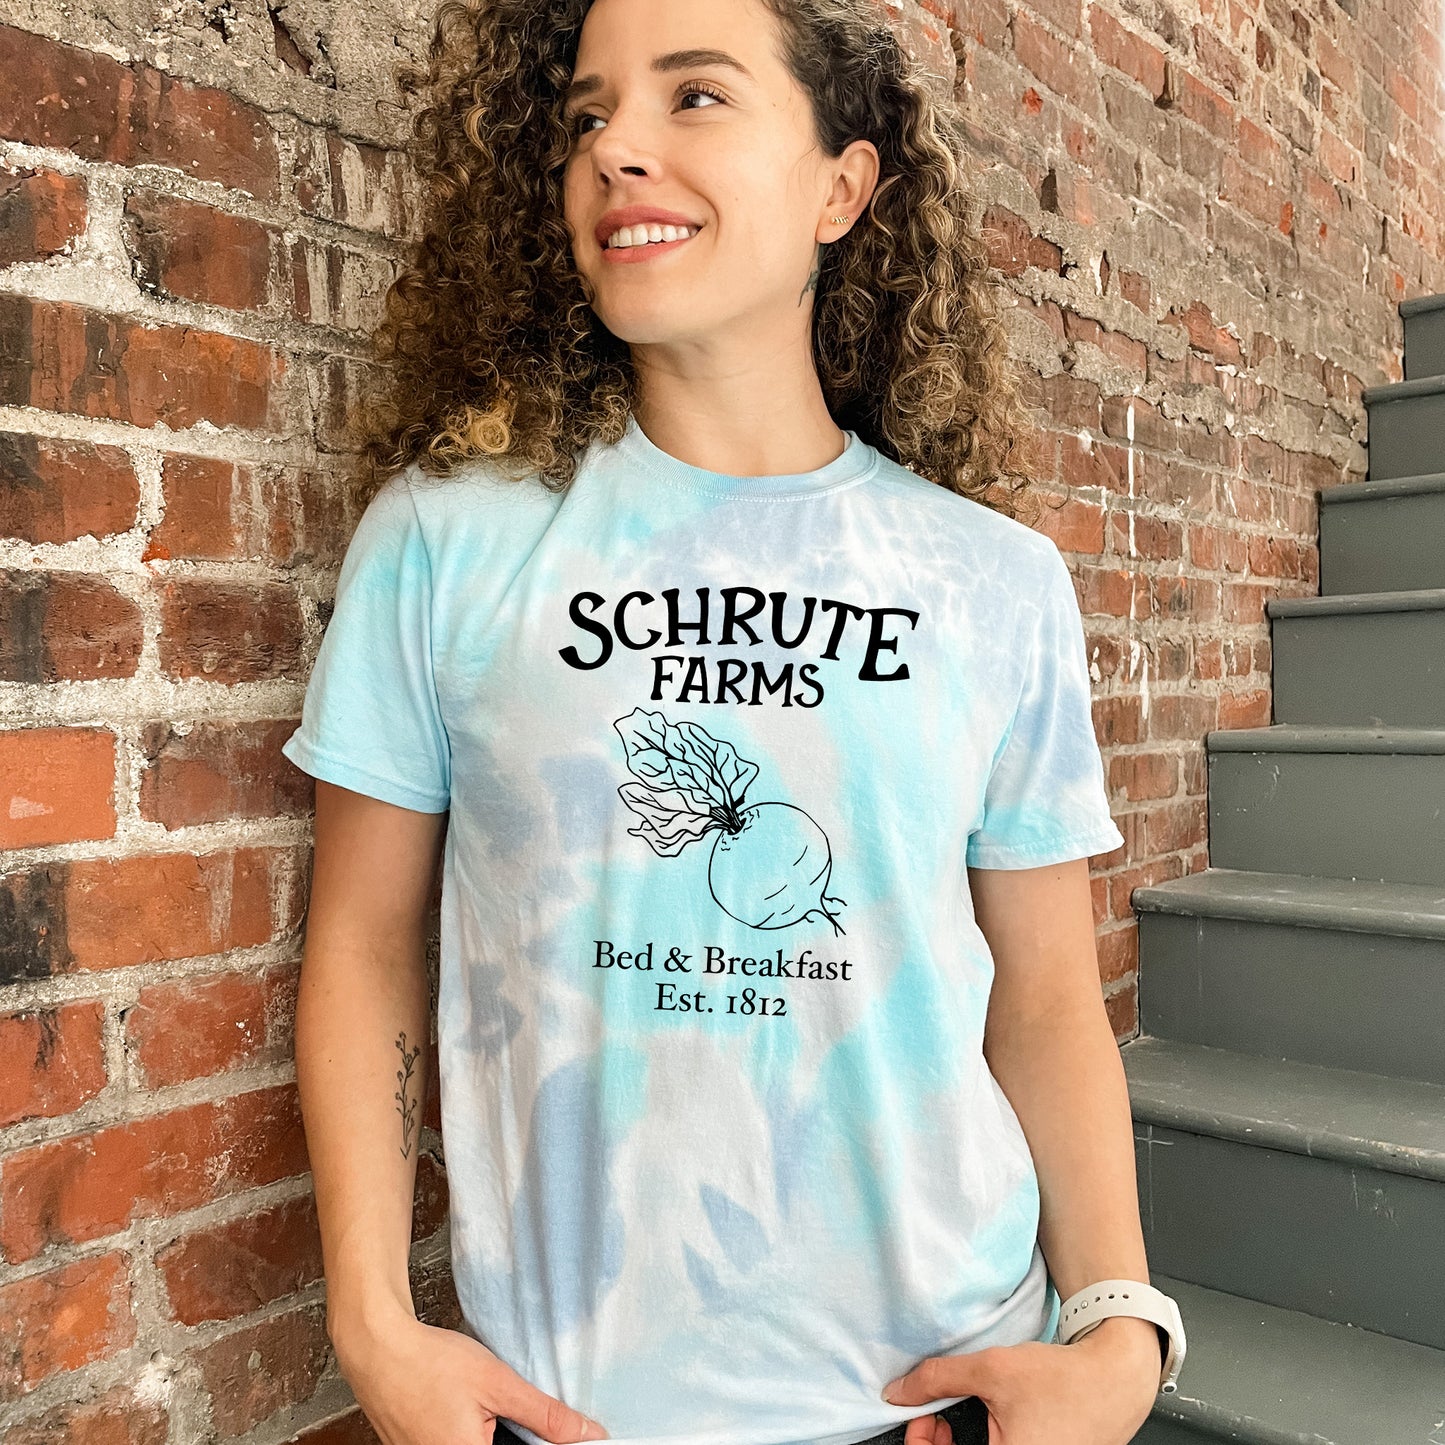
[{"left": 615, "top": 412, "right": 879, "bottom": 498}]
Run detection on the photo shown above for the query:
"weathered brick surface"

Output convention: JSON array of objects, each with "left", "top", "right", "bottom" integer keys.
[
  {"left": 1, "top": 0, "right": 1442, "bottom": 1436},
  {"left": 0, "top": 433, "right": 139, "bottom": 544},
  {"left": 0, "top": 1253, "right": 136, "bottom": 1399},
  {"left": 0, "top": 168, "right": 87, "bottom": 265},
  {"left": 0, "top": 1084, "right": 308, "bottom": 1263},
  {"left": 0, "top": 726, "right": 117, "bottom": 848},
  {"left": 0, "top": 997, "right": 107, "bottom": 1126}
]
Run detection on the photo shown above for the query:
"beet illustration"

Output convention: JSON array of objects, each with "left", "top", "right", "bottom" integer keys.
[{"left": 613, "top": 707, "right": 846, "bottom": 935}]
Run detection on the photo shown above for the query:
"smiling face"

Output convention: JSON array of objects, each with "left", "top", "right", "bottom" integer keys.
[{"left": 560, "top": 0, "right": 875, "bottom": 352}]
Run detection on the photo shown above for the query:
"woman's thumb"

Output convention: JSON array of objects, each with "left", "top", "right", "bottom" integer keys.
[
  {"left": 882, "top": 1349, "right": 990, "bottom": 1407},
  {"left": 486, "top": 1362, "right": 608, "bottom": 1442}
]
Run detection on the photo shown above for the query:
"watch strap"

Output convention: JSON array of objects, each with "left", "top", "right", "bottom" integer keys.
[{"left": 1054, "top": 1279, "right": 1186, "bottom": 1394}]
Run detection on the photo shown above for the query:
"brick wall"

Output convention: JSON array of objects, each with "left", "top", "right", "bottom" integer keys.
[{"left": 1, "top": 0, "right": 1442, "bottom": 1437}]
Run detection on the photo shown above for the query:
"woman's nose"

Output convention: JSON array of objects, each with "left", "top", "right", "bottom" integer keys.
[{"left": 584, "top": 106, "right": 662, "bottom": 173}]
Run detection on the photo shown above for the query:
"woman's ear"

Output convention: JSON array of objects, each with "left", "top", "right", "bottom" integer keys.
[{"left": 821, "top": 136, "right": 881, "bottom": 235}]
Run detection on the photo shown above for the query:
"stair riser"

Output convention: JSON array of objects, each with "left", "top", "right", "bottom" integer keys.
[
  {"left": 1365, "top": 389, "right": 1445, "bottom": 481},
  {"left": 1271, "top": 609, "right": 1445, "bottom": 727},
  {"left": 1404, "top": 303, "right": 1445, "bottom": 382},
  {"left": 1134, "top": 1123, "right": 1445, "bottom": 1350},
  {"left": 1132, "top": 1418, "right": 1209, "bottom": 1444},
  {"left": 1320, "top": 490, "right": 1445, "bottom": 595},
  {"left": 1208, "top": 750, "right": 1445, "bottom": 886},
  {"left": 1137, "top": 911, "right": 1445, "bottom": 1085}
]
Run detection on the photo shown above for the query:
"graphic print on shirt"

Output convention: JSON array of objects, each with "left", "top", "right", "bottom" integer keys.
[{"left": 613, "top": 706, "right": 846, "bottom": 935}]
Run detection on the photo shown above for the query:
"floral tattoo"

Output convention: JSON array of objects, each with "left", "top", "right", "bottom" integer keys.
[{"left": 394, "top": 1029, "right": 421, "bottom": 1158}]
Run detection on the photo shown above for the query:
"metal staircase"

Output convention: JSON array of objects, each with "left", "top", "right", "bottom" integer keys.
[{"left": 1123, "top": 292, "right": 1445, "bottom": 1443}]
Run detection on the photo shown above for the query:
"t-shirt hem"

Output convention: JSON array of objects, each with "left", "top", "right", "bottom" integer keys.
[
  {"left": 280, "top": 734, "right": 450, "bottom": 814},
  {"left": 965, "top": 823, "right": 1124, "bottom": 868},
  {"left": 502, "top": 1401, "right": 975, "bottom": 1445}
]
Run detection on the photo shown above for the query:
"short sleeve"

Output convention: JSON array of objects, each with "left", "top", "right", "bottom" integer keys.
[
  {"left": 965, "top": 545, "right": 1123, "bottom": 868},
  {"left": 280, "top": 473, "right": 451, "bottom": 813}
]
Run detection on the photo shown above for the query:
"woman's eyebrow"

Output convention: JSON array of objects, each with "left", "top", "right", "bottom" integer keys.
[{"left": 563, "top": 48, "right": 755, "bottom": 106}]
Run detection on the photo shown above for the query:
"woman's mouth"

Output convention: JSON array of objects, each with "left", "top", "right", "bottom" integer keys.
[{"left": 602, "top": 222, "right": 701, "bottom": 264}]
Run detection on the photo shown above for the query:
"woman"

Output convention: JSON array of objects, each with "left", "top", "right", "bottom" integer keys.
[{"left": 283, "top": 1, "right": 1176, "bottom": 1443}]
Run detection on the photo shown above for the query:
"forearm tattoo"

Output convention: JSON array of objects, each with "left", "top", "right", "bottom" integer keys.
[{"left": 394, "top": 1029, "right": 421, "bottom": 1158}]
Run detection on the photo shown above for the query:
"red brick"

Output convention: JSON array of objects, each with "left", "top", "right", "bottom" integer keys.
[
  {"left": 1150, "top": 571, "right": 1221, "bottom": 621},
  {"left": 0, "top": 572, "right": 143, "bottom": 683},
  {"left": 1219, "top": 154, "right": 1291, "bottom": 233},
  {"left": 124, "top": 193, "right": 273, "bottom": 312},
  {"left": 1108, "top": 508, "right": 1184, "bottom": 562},
  {"left": 1160, "top": 299, "right": 1245, "bottom": 366},
  {"left": 1030, "top": 371, "right": 1103, "bottom": 430},
  {"left": 1103, "top": 977, "right": 1139, "bottom": 1036},
  {"left": 68, "top": 847, "right": 295, "bottom": 971},
  {"left": 1012, "top": 11, "right": 1100, "bottom": 112},
  {"left": 1, "top": 1382, "right": 168, "bottom": 1444},
  {"left": 150, "top": 454, "right": 290, "bottom": 562},
  {"left": 1167, "top": 65, "right": 1236, "bottom": 141},
  {"left": 0, "top": 727, "right": 117, "bottom": 848},
  {"left": 0, "top": 1253, "right": 135, "bottom": 1398},
  {"left": 0, "top": 847, "right": 301, "bottom": 982},
  {"left": 157, "top": 579, "right": 305, "bottom": 683},
  {"left": 1117, "top": 269, "right": 1151, "bottom": 313},
  {"left": 1108, "top": 749, "right": 1181, "bottom": 801},
  {"left": 1088, "top": 8, "right": 1166, "bottom": 97},
  {"left": 1034, "top": 488, "right": 1108, "bottom": 553},
  {"left": 0, "top": 1084, "right": 308, "bottom": 1263},
  {"left": 1192, "top": 22, "right": 1247, "bottom": 98},
  {"left": 1058, "top": 430, "right": 1135, "bottom": 497},
  {"left": 0, "top": 296, "right": 285, "bottom": 432},
  {"left": 1217, "top": 686, "right": 1272, "bottom": 728},
  {"left": 1028, "top": 0, "right": 1084, "bottom": 38},
  {"left": 0, "top": 25, "right": 278, "bottom": 201},
  {"left": 1236, "top": 116, "right": 1283, "bottom": 173},
  {"left": 139, "top": 718, "right": 313, "bottom": 828},
  {"left": 156, "top": 1192, "right": 322, "bottom": 1325},
  {"left": 0, "top": 169, "right": 87, "bottom": 265},
  {"left": 980, "top": 204, "right": 1064, "bottom": 276},
  {"left": 192, "top": 1304, "right": 329, "bottom": 1437},
  {"left": 0, "top": 434, "right": 139, "bottom": 544},
  {"left": 126, "top": 963, "right": 290, "bottom": 1086},
  {"left": 1063, "top": 310, "right": 1148, "bottom": 371},
  {"left": 287, "top": 1410, "right": 382, "bottom": 1445},
  {"left": 1312, "top": 27, "right": 1356, "bottom": 96},
  {"left": 0, "top": 999, "right": 107, "bottom": 1127},
  {"left": 292, "top": 467, "right": 366, "bottom": 568}
]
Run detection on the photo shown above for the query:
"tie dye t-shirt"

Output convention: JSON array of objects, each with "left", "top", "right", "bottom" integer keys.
[{"left": 280, "top": 413, "right": 1124, "bottom": 1445}]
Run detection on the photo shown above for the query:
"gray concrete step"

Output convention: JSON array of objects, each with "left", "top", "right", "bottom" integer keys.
[
  {"left": 1132, "top": 1274, "right": 1445, "bottom": 1444},
  {"left": 1124, "top": 1035, "right": 1445, "bottom": 1350},
  {"left": 1132, "top": 868, "right": 1445, "bottom": 1084},
  {"left": 1361, "top": 373, "right": 1445, "bottom": 481},
  {"left": 1205, "top": 724, "right": 1445, "bottom": 885},
  {"left": 1402, "top": 291, "right": 1445, "bottom": 382},
  {"left": 1268, "top": 587, "right": 1445, "bottom": 725},
  {"left": 1318, "top": 472, "right": 1445, "bottom": 596}
]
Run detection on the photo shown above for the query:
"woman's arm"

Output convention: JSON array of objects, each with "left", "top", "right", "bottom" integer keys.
[
  {"left": 295, "top": 780, "right": 448, "bottom": 1355},
  {"left": 969, "top": 856, "right": 1164, "bottom": 1366}
]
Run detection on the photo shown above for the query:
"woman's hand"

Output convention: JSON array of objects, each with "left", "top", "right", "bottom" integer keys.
[
  {"left": 880, "top": 1316, "right": 1162, "bottom": 1445},
  {"left": 332, "top": 1304, "right": 609, "bottom": 1445}
]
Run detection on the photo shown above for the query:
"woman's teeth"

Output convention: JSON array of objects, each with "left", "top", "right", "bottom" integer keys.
[{"left": 606, "top": 223, "right": 700, "bottom": 249}]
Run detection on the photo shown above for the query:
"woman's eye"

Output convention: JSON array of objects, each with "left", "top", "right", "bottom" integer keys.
[
  {"left": 679, "top": 83, "right": 726, "bottom": 110},
  {"left": 568, "top": 83, "right": 725, "bottom": 137}
]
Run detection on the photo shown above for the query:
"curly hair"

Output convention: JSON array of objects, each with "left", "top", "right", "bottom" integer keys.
[{"left": 360, "top": 0, "right": 1045, "bottom": 525}]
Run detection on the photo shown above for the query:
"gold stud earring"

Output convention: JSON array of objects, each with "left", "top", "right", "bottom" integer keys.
[{"left": 831, "top": 214, "right": 850, "bottom": 224}]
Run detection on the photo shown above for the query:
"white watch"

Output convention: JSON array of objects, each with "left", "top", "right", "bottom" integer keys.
[{"left": 1054, "top": 1279, "right": 1186, "bottom": 1394}]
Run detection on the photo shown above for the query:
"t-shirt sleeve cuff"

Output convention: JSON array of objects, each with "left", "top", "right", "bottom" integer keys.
[
  {"left": 281, "top": 734, "right": 450, "bottom": 815},
  {"left": 965, "top": 820, "right": 1124, "bottom": 869}
]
